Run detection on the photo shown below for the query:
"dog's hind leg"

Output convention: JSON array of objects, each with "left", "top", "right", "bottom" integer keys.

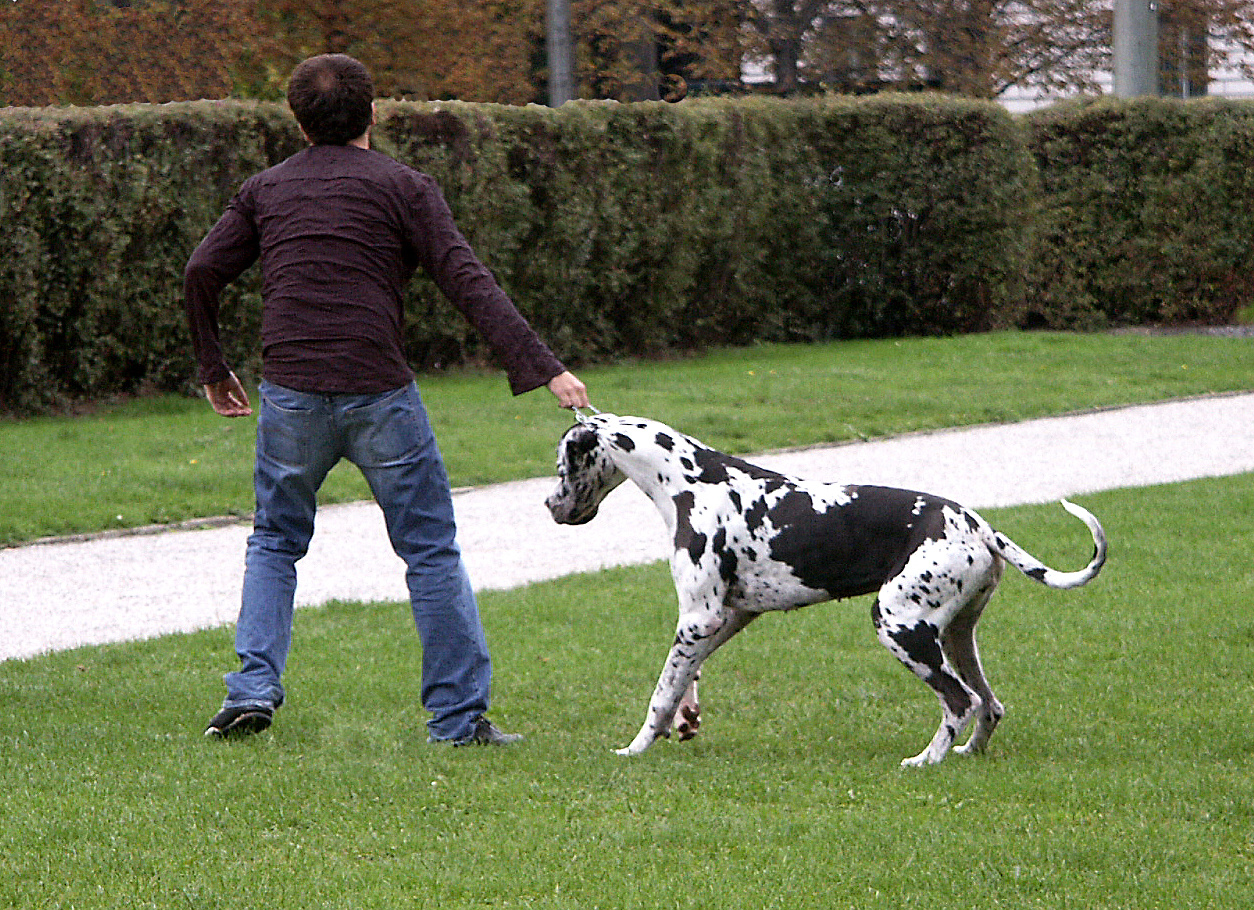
[
  {"left": 944, "top": 581, "right": 1006, "bottom": 756},
  {"left": 617, "top": 607, "right": 755, "bottom": 755},
  {"left": 672, "top": 669, "right": 702, "bottom": 740},
  {"left": 872, "top": 594, "right": 982, "bottom": 767}
]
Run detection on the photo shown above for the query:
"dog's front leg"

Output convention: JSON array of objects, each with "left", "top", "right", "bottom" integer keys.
[
  {"left": 616, "top": 613, "right": 711, "bottom": 755},
  {"left": 616, "top": 606, "right": 752, "bottom": 756}
]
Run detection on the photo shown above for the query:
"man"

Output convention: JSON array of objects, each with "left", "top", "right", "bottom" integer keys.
[{"left": 185, "top": 53, "right": 588, "bottom": 746}]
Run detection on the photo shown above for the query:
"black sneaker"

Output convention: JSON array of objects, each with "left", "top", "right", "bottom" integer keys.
[
  {"left": 204, "top": 704, "right": 273, "bottom": 738},
  {"left": 447, "top": 716, "right": 523, "bottom": 746}
]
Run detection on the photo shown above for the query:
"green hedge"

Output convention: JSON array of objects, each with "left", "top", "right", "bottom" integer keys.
[
  {"left": 1, "top": 94, "right": 1250, "bottom": 415},
  {"left": 1022, "top": 97, "right": 1254, "bottom": 328},
  {"left": 0, "top": 102, "right": 303, "bottom": 413},
  {"left": 375, "top": 95, "right": 1031, "bottom": 370}
]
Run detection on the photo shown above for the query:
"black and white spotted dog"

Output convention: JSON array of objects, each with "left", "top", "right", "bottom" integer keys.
[{"left": 545, "top": 413, "right": 1106, "bottom": 767}]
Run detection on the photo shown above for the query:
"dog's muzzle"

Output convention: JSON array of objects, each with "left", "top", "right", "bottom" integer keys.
[{"left": 545, "top": 487, "right": 598, "bottom": 525}]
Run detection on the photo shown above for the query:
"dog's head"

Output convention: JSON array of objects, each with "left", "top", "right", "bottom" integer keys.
[{"left": 545, "top": 415, "right": 627, "bottom": 525}]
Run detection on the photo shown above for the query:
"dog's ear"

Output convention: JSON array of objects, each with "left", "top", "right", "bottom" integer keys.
[{"left": 565, "top": 424, "right": 601, "bottom": 462}]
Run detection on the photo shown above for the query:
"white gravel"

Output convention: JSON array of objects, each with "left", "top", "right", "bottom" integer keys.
[{"left": 4, "top": 393, "right": 1253, "bottom": 661}]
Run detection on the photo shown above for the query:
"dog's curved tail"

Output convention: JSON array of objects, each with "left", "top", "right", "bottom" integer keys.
[{"left": 987, "top": 499, "right": 1107, "bottom": 589}]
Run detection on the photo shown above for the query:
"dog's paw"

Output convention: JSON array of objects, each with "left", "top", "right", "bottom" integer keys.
[
  {"left": 616, "top": 728, "right": 663, "bottom": 755},
  {"left": 897, "top": 747, "right": 943, "bottom": 772},
  {"left": 673, "top": 704, "right": 701, "bottom": 741},
  {"left": 900, "top": 749, "right": 945, "bottom": 768}
]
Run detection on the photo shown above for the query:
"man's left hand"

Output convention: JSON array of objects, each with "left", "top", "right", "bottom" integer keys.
[{"left": 547, "top": 371, "right": 590, "bottom": 410}]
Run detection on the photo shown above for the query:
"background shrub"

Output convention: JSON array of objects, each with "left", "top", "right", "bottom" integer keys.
[
  {"left": 1022, "top": 98, "right": 1254, "bottom": 328},
  {"left": 0, "top": 102, "right": 302, "bottom": 412},
  {"left": 0, "top": 94, "right": 1249, "bottom": 415}
]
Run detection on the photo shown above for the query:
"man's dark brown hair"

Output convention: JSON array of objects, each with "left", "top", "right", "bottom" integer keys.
[{"left": 287, "top": 54, "right": 374, "bottom": 146}]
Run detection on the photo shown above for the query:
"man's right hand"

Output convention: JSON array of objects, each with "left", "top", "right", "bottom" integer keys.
[{"left": 204, "top": 372, "right": 253, "bottom": 417}]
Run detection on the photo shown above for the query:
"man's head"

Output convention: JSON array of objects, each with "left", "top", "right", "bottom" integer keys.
[{"left": 287, "top": 54, "right": 374, "bottom": 146}]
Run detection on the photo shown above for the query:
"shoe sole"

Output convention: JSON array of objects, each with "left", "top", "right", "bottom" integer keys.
[
  {"left": 204, "top": 710, "right": 273, "bottom": 738},
  {"left": 429, "top": 732, "right": 525, "bottom": 746},
  {"left": 453, "top": 730, "right": 524, "bottom": 746}
]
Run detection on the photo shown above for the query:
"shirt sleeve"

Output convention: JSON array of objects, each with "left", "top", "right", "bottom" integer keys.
[
  {"left": 405, "top": 174, "right": 566, "bottom": 395},
  {"left": 183, "top": 186, "right": 261, "bottom": 386}
]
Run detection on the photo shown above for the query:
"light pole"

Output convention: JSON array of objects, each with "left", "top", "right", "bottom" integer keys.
[
  {"left": 1113, "top": 0, "right": 1160, "bottom": 97},
  {"left": 546, "top": 0, "right": 574, "bottom": 106}
]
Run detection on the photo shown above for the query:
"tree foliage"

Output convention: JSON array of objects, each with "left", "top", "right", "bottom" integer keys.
[
  {"left": 0, "top": 0, "right": 275, "bottom": 106},
  {"left": 748, "top": 0, "right": 1252, "bottom": 99},
  {"left": 0, "top": 1, "right": 1251, "bottom": 107},
  {"left": 1159, "top": 1, "right": 1254, "bottom": 97},
  {"left": 571, "top": 1, "right": 746, "bottom": 100},
  {"left": 250, "top": 0, "right": 547, "bottom": 103}
]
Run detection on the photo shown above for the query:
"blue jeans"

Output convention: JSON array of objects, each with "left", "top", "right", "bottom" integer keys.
[{"left": 223, "top": 381, "right": 492, "bottom": 741}]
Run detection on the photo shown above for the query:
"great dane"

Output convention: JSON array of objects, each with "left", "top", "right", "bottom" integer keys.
[{"left": 545, "top": 413, "right": 1106, "bottom": 766}]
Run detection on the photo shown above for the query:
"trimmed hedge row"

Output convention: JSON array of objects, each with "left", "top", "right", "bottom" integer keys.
[
  {"left": 375, "top": 95, "right": 1032, "bottom": 373},
  {"left": 1021, "top": 98, "right": 1254, "bottom": 328},
  {"left": 0, "top": 95, "right": 1250, "bottom": 414},
  {"left": 0, "top": 102, "right": 303, "bottom": 413}
]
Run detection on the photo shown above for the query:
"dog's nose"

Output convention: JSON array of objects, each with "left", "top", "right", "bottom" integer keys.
[{"left": 544, "top": 493, "right": 564, "bottom": 520}]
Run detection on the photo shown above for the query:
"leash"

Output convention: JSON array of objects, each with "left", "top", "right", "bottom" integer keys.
[{"left": 572, "top": 404, "right": 602, "bottom": 426}]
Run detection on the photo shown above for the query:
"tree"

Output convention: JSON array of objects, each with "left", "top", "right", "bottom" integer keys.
[
  {"left": 0, "top": 0, "right": 547, "bottom": 106},
  {"left": 251, "top": 0, "right": 542, "bottom": 102},
  {"left": 6, "top": 0, "right": 1248, "bottom": 109},
  {"left": 745, "top": 1, "right": 1111, "bottom": 98},
  {"left": 894, "top": 0, "right": 1112, "bottom": 98},
  {"left": 653, "top": 0, "right": 752, "bottom": 95},
  {"left": 743, "top": 1, "right": 828, "bottom": 94},
  {"left": 570, "top": 1, "right": 746, "bottom": 101},
  {"left": 749, "top": 0, "right": 1254, "bottom": 99},
  {"left": 0, "top": 0, "right": 278, "bottom": 106},
  {"left": 1159, "top": 1, "right": 1254, "bottom": 97}
]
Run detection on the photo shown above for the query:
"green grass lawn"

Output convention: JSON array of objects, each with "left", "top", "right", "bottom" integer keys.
[
  {"left": 1, "top": 330, "right": 1252, "bottom": 546},
  {"left": 2, "top": 476, "right": 1252, "bottom": 908}
]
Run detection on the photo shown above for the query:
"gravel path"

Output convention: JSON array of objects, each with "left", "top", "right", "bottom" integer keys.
[{"left": 4, "top": 393, "right": 1253, "bottom": 661}]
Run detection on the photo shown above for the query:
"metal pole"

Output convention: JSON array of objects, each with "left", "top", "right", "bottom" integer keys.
[
  {"left": 546, "top": 0, "right": 574, "bottom": 106},
  {"left": 1113, "top": 0, "right": 1160, "bottom": 97}
]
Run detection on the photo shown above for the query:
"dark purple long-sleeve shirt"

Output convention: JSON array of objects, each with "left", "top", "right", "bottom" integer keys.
[{"left": 184, "top": 144, "right": 565, "bottom": 396}]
